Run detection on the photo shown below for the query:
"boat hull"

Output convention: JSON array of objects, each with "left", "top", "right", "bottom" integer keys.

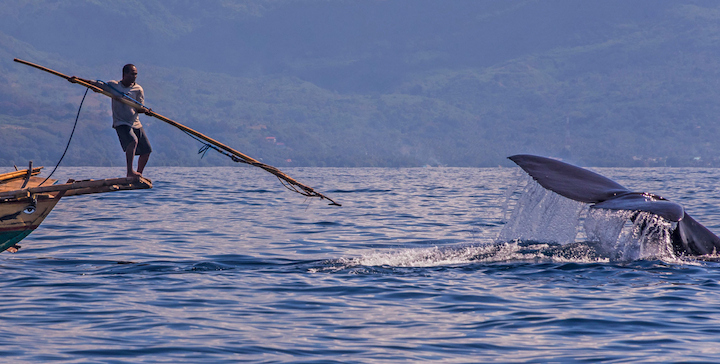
[{"left": 0, "top": 197, "right": 61, "bottom": 252}]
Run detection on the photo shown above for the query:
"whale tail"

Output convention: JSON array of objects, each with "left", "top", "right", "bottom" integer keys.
[{"left": 509, "top": 154, "right": 720, "bottom": 256}]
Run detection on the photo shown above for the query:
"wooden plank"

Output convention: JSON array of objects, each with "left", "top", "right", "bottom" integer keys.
[
  {"left": 0, "top": 177, "right": 57, "bottom": 193},
  {"left": 62, "top": 179, "right": 152, "bottom": 197},
  {"left": 0, "top": 176, "right": 152, "bottom": 200}
]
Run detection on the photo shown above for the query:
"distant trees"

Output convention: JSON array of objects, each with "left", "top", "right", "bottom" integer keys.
[{"left": 2, "top": 1, "right": 720, "bottom": 167}]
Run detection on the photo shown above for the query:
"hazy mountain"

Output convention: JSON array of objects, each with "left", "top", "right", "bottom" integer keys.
[{"left": 2, "top": 0, "right": 720, "bottom": 167}]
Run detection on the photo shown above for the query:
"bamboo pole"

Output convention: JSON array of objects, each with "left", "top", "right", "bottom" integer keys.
[
  {"left": 14, "top": 58, "right": 340, "bottom": 206},
  {"left": 0, "top": 167, "right": 43, "bottom": 183}
]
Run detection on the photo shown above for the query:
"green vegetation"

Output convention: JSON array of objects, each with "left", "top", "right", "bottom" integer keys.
[{"left": 1, "top": 1, "right": 720, "bottom": 167}]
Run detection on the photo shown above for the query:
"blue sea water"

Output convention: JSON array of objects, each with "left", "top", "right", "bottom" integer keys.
[{"left": 1, "top": 166, "right": 720, "bottom": 363}]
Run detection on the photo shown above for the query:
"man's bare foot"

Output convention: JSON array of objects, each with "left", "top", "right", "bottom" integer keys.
[
  {"left": 127, "top": 170, "right": 142, "bottom": 178},
  {"left": 7, "top": 245, "right": 20, "bottom": 253}
]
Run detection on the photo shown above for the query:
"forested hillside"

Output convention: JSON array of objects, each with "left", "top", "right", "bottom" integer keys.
[{"left": 1, "top": 0, "right": 720, "bottom": 167}]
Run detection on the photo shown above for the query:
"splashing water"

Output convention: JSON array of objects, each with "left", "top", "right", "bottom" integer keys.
[
  {"left": 498, "top": 174, "right": 586, "bottom": 245},
  {"left": 325, "top": 240, "right": 610, "bottom": 271},
  {"left": 498, "top": 176, "right": 680, "bottom": 262},
  {"left": 584, "top": 209, "right": 677, "bottom": 261},
  {"left": 337, "top": 172, "right": 687, "bottom": 270}
]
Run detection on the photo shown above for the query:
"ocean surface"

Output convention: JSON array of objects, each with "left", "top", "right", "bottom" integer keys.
[{"left": 2, "top": 166, "right": 720, "bottom": 363}]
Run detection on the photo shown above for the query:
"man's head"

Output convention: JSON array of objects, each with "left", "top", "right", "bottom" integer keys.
[{"left": 121, "top": 64, "right": 138, "bottom": 86}]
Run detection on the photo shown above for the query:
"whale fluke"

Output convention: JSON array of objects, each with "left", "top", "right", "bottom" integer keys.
[
  {"left": 592, "top": 193, "right": 683, "bottom": 222},
  {"left": 673, "top": 213, "right": 720, "bottom": 255},
  {"left": 508, "top": 154, "right": 628, "bottom": 203},
  {"left": 509, "top": 154, "right": 720, "bottom": 256}
]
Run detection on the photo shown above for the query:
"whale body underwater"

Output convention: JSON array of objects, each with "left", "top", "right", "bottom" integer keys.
[{"left": 509, "top": 154, "right": 720, "bottom": 256}]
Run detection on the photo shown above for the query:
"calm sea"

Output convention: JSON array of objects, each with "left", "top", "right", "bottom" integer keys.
[{"left": 1, "top": 166, "right": 720, "bottom": 363}]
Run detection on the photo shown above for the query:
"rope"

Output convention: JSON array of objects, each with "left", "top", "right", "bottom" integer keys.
[
  {"left": 180, "top": 129, "right": 237, "bottom": 162},
  {"left": 197, "top": 143, "right": 213, "bottom": 158},
  {"left": 101, "top": 79, "right": 341, "bottom": 205},
  {"left": 180, "top": 129, "right": 336, "bottom": 202},
  {"left": 38, "top": 87, "right": 89, "bottom": 187}
]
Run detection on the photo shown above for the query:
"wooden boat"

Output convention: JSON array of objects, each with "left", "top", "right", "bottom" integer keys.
[{"left": 0, "top": 165, "right": 152, "bottom": 253}]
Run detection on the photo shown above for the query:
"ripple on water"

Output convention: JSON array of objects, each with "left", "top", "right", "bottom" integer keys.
[{"left": 0, "top": 167, "right": 719, "bottom": 362}]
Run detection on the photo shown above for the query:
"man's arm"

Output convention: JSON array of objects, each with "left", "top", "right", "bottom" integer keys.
[
  {"left": 136, "top": 87, "right": 151, "bottom": 114},
  {"left": 68, "top": 77, "right": 151, "bottom": 113},
  {"left": 67, "top": 77, "right": 120, "bottom": 101}
]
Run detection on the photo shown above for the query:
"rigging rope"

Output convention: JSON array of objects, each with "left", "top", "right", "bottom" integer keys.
[{"left": 38, "top": 87, "right": 90, "bottom": 187}]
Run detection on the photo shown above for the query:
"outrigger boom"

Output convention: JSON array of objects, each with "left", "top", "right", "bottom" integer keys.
[
  {"left": 0, "top": 166, "right": 152, "bottom": 253},
  {"left": 14, "top": 58, "right": 341, "bottom": 206}
]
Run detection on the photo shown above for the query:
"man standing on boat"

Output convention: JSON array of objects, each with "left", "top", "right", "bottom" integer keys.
[{"left": 72, "top": 64, "right": 152, "bottom": 178}]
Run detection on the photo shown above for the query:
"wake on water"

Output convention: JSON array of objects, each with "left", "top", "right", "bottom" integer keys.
[{"left": 337, "top": 173, "right": 712, "bottom": 269}]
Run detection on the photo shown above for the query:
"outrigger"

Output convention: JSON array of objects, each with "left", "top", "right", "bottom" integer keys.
[{"left": 0, "top": 163, "right": 151, "bottom": 253}]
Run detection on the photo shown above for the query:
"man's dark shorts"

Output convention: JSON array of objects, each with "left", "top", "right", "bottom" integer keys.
[{"left": 115, "top": 125, "right": 152, "bottom": 155}]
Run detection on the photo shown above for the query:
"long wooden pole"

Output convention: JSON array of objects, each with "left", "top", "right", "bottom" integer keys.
[
  {"left": 14, "top": 58, "right": 340, "bottom": 206},
  {"left": 0, "top": 167, "right": 43, "bottom": 183}
]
